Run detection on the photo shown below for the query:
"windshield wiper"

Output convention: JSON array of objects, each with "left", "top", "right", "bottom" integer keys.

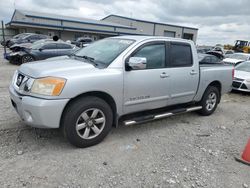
[{"left": 70, "top": 54, "right": 97, "bottom": 66}]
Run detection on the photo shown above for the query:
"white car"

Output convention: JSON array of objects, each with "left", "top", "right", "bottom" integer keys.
[
  {"left": 223, "top": 53, "right": 250, "bottom": 66},
  {"left": 233, "top": 61, "right": 250, "bottom": 92}
]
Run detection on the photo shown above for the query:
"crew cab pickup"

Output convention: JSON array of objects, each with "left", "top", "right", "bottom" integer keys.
[{"left": 9, "top": 36, "right": 233, "bottom": 147}]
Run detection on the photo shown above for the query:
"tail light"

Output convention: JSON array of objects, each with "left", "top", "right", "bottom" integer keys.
[{"left": 232, "top": 68, "right": 235, "bottom": 79}]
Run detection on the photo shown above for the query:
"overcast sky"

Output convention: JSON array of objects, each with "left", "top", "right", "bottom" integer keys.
[{"left": 0, "top": 0, "right": 249, "bottom": 45}]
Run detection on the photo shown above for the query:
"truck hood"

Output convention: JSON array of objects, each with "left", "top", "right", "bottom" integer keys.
[
  {"left": 234, "top": 70, "right": 250, "bottom": 80},
  {"left": 19, "top": 56, "right": 96, "bottom": 78}
]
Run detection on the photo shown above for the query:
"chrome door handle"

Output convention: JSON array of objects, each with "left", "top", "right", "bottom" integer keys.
[
  {"left": 160, "top": 72, "right": 169, "bottom": 78},
  {"left": 190, "top": 70, "right": 198, "bottom": 75}
]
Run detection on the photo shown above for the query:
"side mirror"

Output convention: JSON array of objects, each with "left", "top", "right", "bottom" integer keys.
[
  {"left": 39, "top": 48, "right": 44, "bottom": 51},
  {"left": 126, "top": 57, "right": 147, "bottom": 71}
]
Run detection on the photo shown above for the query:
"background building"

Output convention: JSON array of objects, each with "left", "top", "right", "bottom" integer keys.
[
  {"left": 102, "top": 15, "right": 198, "bottom": 41},
  {"left": 5, "top": 9, "right": 198, "bottom": 42}
]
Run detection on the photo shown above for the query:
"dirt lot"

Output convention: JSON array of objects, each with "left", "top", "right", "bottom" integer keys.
[{"left": 0, "top": 47, "right": 249, "bottom": 188}]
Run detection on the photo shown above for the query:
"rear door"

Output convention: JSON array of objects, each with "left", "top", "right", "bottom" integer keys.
[
  {"left": 39, "top": 43, "right": 58, "bottom": 59},
  {"left": 167, "top": 42, "right": 199, "bottom": 105},
  {"left": 123, "top": 41, "right": 171, "bottom": 114}
]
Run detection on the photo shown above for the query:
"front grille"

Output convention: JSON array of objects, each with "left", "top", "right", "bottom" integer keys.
[
  {"left": 232, "top": 81, "right": 241, "bottom": 88},
  {"left": 16, "top": 73, "right": 25, "bottom": 87}
]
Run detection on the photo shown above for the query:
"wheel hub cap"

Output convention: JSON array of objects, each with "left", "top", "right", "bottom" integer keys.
[
  {"left": 87, "top": 120, "right": 93, "bottom": 127},
  {"left": 75, "top": 108, "right": 106, "bottom": 140},
  {"left": 206, "top": 92, "right": 217, "bottom": 111}
]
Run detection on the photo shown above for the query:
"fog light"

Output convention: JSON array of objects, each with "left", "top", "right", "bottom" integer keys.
[{"left": 24, "top": 111, "right": 33, "bottom": 122}]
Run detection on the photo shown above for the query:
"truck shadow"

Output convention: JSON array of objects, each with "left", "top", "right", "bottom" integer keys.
[
  {"left": 231, "top": 90, "right": 250, "bottom": 96},
  {"left": 0, "top": 110, "right": 202, "bottom": 153}
]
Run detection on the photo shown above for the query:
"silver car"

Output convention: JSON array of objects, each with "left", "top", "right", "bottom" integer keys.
[
  {"left": 223, "top": 53, "right": 250, "bottom": 66},
  {"left": 233, "top": 61, "right": 250, "bottom": 92}
]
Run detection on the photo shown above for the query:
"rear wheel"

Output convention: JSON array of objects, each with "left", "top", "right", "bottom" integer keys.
[
  {"left": 21, "top": 55, "right": 35, "bottom": 64},
  {"left": 198, "top": 86, "right": 220, "bottom": 116},
  {"left": 61, "top": 96, "right": 113, "bottom": 148}
]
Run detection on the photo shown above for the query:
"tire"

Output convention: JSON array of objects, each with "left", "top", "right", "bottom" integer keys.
[
  {"left": 198, "top": 86, "right": 220, "bottom": 116},
  {"left": 21, "top": 55, "right": 35, "bottom": 64},
  {"left": 61, "top": 96, "right": 113, "bottom": 148}
]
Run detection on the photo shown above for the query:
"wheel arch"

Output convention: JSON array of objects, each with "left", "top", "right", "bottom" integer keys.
[
  {"left": 60, "top": 91, "right": 118, "bottom": 128},
  {"left": 206, "top": 80, "right": 222, "bottom": 103}
]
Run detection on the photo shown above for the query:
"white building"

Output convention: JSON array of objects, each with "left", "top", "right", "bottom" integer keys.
[
  {"left": 6, "top": 10, "right": 198, "bottom": 42},
  {"left": 102, "top": 15, "right": 198, "bottom": 41}
]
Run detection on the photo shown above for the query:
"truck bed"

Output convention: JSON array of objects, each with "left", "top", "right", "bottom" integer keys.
[{"left": 199, "top": 63, "right": 232, "bottom": 67}]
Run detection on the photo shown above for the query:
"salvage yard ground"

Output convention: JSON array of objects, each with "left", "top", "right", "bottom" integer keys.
[{"left": 0, "top": 47, "right": 249, "bottom": 188}]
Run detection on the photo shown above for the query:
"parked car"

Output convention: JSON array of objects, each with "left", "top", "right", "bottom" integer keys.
[
  {"left": 232, "top": 61, "right": 250, "bottom": 92},
  {"left": 224, "top": 50, "right": 234, "bottom": 58},
  {"left": 7, "top": 33, "right": 49, "bottom": 48},
  {"left": 197, "top": 48, "right": 211, "bottom": 54},
  {"left": 71, "top": 37, "right": 93, "bottom": 47},
  {"left": 1, "top": 33, "right": 33, "bottom": 47},
  {"left": 9, "top": 36, "right": 233, "bottom": 147},
  {"left": 212, "top": 46, "right": 224, "bottom": 54},
  {"left": 7, "top": 41, "right": 79, "bottom": 64},
  {"left": 223, "top": 53, "right": 250, "bottom": 66},
  {"left": 9, "top": 39, "right": 63, "bottom": 52},
  {"left": 198, "top": 53, "right": 222, "bottom": 64}
]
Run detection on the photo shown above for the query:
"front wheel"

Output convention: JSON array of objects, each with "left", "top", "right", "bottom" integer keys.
[
  {"left": 61, "top": 96, "right": 113, "bottom": 148},
  {"left": 21, "top": 55, "right": 35, "bottom": 64},
  {"left": 198, "top": 86, "right": 220, "bottom": 116}
]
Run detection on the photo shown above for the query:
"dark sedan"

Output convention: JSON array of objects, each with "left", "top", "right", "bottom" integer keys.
[
  {"left": 198, "top": 51, "right": 224, "bottom": 64},
  {"left": 1, "top": 33, "right": 33, "bottom": 47},
  {"left": 7, "top": 33, "right": 49, "bottom": 48},
  {"left": 71, "top": 37, "right": 93, "bottom": 47},
  {"left": 7, "top": 41, "right": 79, "bottom": 64}
]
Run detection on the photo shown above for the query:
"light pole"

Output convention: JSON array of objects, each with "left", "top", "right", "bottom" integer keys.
[{"left": 1, "top": 20, "right": 7, "bottom": 59}]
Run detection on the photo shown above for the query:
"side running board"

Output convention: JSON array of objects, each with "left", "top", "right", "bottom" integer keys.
[{"left": 123, "top": 106, "right": 202, "bottom": 126}]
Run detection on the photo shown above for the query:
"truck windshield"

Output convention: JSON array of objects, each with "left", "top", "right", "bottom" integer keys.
[{"left": 73, "top": 38, "right": 134, "bottom": 66}]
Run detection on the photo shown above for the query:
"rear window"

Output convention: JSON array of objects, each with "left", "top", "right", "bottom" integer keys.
[{"left": 170, "top": 43, "right": 193, "bottom": 67}]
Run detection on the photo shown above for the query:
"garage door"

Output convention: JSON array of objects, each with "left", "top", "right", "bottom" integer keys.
[{"left": 164, "top": 31, "right": 176, "bottom": 38}]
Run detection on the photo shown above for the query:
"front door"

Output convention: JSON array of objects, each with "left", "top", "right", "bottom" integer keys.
[{"left": 123, "top": 42, "right": 170, "bottom": 114}]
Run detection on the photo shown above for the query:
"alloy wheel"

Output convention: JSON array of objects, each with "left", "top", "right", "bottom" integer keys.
[{"left": 75, "top": 108, "right": 106, "bottom": 140}]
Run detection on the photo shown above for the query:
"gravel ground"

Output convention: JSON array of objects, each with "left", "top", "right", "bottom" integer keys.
[{"left": 0, "top": 47, "right": 250, "bottom": 188}]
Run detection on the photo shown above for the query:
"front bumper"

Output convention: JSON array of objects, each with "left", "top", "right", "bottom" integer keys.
[
  {"left": 6, "top": 53, "right": 22, "bottom": 64},
  {"left": 9, "top": 85, "right": 69, "bottom": 128},
  {"left": 232, "top": 80, "right": 250, "bottom": 92}
]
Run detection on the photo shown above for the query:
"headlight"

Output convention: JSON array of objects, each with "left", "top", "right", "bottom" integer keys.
[{"left": 31, "top": 77, "right": 66, "bottom": 96}]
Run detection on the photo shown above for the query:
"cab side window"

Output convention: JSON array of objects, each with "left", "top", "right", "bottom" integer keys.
[
  {"left": 132, "top": 43, "right": 166, "bottom": 69},
  {"left": 169, "top": 43, "right": 193, "bottom": 67}
]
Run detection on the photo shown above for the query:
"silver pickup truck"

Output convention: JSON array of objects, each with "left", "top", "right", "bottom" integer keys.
[{"left": 9, "top": 36, "right": 233, "bottom": 147}]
